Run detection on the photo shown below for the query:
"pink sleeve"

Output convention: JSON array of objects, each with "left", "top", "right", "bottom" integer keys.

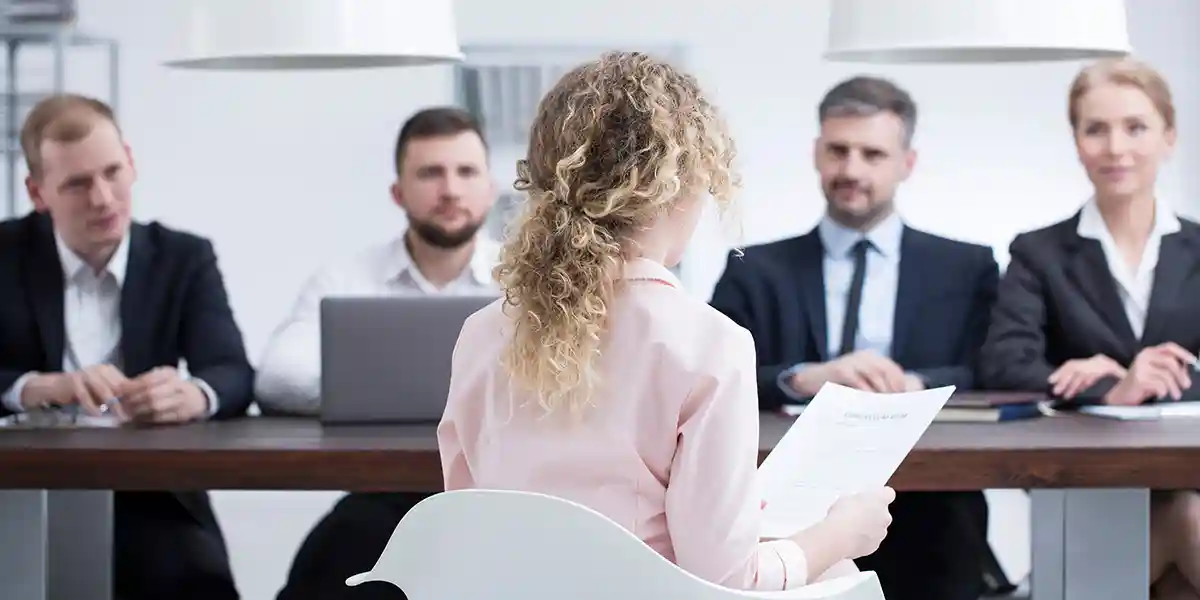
[
  {"left": 664, "top": 327, "right": 809, "bottom": 590},
  {"left": 436, "top": 416, "right": 473, "bottom": 490},
  {"left": 437, "top": 329, "right": 475, "bottom": 491}
]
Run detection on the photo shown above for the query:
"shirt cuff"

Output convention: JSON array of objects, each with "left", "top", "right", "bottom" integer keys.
[
  {"left": 758, "top": 539, "right": 809, "bottom": 590},
  {"left": 1, "top": 372, "right": 38, "bottom": 413},
  {"left": 188, "top": 377, "right": 220, "bottom": 418},
  {"left": 906, "top": 370, "right": 929, "bottom": 388},
  {"left": 776, "top": 363, "right": 814, "bottom": 401}
]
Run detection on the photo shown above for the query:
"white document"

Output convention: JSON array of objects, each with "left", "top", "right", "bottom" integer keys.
[
  {"left": 1079, "top": 401, "right": 1200, "bottom": 421},
  {"left": 758, "top": 382, "right": 954, "bottom": 539},
  {"left": 0, "top": 411, "right": 121, "bottom": 429}
]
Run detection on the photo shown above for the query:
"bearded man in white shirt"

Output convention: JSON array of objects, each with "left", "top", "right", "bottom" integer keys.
[
  {"left": 255, "top": 106, "right": 499, "bottom": 416},
  {"left": 267, "top": 107, "right": 498, "bottom": 600}
]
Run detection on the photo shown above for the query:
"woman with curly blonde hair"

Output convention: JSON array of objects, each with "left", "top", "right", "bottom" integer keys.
[{"left": 437, "top": 51, "right": 893, "bottom": 590}]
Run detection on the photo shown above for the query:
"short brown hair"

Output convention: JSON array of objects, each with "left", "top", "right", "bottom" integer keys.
[
  {"left": 1068, "top": 57, "right": 1175, "bottom": 131},
  {"left": 818, "top": 76, "right": 918, "bottom": 146},
  {"left": 20, "top": 93, "right": 119, "bottom": 178},
  {"left": 393, "top": 106, "right": 486, "bottom": 175}
]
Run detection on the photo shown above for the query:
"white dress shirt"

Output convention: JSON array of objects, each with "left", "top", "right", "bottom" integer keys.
[
  {"left": 816, "top": 212, "right": 904, "bottom": 358},
  {"left": 1076, "top": 196, "right": 1180, "bottom": 339},
  {"left": 253, "top": 235, "right": 500, "bottom": 414},
  {"left": 1, "top": 232, "right": 219, "bottom": 414}
]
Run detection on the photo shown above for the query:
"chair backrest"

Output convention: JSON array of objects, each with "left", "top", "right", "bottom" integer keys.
[{"left": 346, "top": 489, "right": 885, "bottom": 600}]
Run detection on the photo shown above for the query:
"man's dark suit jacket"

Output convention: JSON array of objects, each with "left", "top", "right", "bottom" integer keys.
[
  {"left": 709, "top": 223, "right": 999, "bottom": 600},
  {"left": 710, "top": 224, "right": 1000, "bottom": 411},
  {"left": 0, "top": 212, "right": 254, "bottom": 600},
  {"left": 980, "top": 212, "right": 1200, "bottom": 403}
]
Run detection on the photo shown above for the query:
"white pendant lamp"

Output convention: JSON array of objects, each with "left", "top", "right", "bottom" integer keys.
[
  {"left": 164, "top": 0, "right": 463, "bottom": 70},
  {"left": 825, "top": 0, "right": 1132, "bottom": 63}
]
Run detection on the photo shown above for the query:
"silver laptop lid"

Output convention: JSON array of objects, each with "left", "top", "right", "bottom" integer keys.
[{"left": 319, "top": 295, "right": 495, "bottom": 424}]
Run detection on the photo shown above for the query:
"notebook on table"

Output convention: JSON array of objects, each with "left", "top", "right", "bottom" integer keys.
[
  {"left": 937, "top": 392, "right": 1046, "bottom": 422},
  {"left": 781, "top": 391, "right": 1045, "bottom": 422}
]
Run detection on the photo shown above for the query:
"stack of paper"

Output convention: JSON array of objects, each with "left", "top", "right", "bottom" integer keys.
[
  {"left": 758, "top": 383, "right": 955, "bottom": 539},
  {"left": 1079, "top": 401, "right": 1200, "bottom": 421}
]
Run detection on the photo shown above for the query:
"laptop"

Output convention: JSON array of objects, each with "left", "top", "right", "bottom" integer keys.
[{"left": 319, "top": 295, "right": 496, "bottom": 424}]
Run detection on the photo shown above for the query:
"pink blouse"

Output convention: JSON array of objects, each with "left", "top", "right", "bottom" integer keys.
[{"left": 437, "top": 258, "right": 808, "bottom": 590}]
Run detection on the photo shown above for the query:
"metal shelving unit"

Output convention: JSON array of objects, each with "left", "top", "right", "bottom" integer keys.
[{"left": 0, "top": 0, "right": 119, "bottom": 218}]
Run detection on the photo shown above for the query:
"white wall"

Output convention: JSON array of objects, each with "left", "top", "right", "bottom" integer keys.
[{"left": 28, "top": 1, "right": 1200, "bottom": 597}]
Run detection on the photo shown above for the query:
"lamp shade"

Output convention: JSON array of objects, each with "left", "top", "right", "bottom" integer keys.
[
  {"left": 164, "top": 0, "right": 463, "bottom": 70},
  {"left": 825, "top": 0, "right": 1132, "bottom": 63}
]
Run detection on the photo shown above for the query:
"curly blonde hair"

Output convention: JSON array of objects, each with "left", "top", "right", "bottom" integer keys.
[{"left": 494, "top": 51, "right": 739, "bottom": 417}]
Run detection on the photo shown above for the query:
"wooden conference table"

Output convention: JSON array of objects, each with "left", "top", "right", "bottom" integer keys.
[{"left": 2, "top": 411, "right": 1198, "bottom": 600}]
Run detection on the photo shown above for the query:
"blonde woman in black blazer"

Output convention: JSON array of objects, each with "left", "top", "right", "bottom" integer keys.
[{"left": 980, "top": 58, "right": 1200, "bottom": 600}]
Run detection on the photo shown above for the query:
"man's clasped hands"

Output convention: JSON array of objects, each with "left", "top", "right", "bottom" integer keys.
[
  {"left": 784, "top": 343, "right": 1197, "bottom": 405},
  {"left": 18, "top": 365, "right": 209, "bottom": 424},
  {"left": 786, "top": 350, "right": 927, "bottom": 396}
]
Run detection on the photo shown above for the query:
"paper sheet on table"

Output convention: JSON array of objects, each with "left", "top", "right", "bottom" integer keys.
[
  {"left": 758, "top": 383, "right": 954, "bottom": 539},
  {"left": 1079, "top": 401, "right": 1200, "bottom": 420},
  {"left": 0, "top": 411, "right": 122, "bottom": 429}
]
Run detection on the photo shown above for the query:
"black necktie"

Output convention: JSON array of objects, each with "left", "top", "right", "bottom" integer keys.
[{"left": 838, "top": 239, "right": 871, "bottom": 356}]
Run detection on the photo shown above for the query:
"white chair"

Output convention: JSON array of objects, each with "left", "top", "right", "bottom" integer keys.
[{"left": 347, "top": 489, "right": 885, "bottom": 600}]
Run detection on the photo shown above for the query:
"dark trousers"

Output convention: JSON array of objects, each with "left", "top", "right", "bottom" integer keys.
[
  {"left": 114, "top": 491, "right": 240, "bottom": 600},
  {"left": 854, "top": 491, "right": 989, "bottom": 600},
  {"left": 276, "top": 492, "right": 429, "bottom": 600}
]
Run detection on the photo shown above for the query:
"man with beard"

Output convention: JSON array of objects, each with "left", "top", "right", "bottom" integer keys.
[
  {"left": 262, "top": 107, "right": 497, "bottom": 600},
  {"left": 256, "top": 106, "right": 498, "bottom": 415},
  {"left": 709, "top": 77, "right": 999, "bottom": 600}
]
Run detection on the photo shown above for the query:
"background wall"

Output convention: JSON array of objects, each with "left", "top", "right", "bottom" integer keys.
[{"left": 16, "top": 1, "right": 1199, "bottom": 598}]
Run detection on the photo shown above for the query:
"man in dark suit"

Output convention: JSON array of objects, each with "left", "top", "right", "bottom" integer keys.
[
  {"left": 0, "top": 94, "right": 254, "bottom": 600},
  {"left": 710, "top": 77, "right": 999, "bottom": 600}
]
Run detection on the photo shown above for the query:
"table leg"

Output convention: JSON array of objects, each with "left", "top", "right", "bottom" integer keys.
[
  {"left": 0, "top": 490, "right": 48, "bottom": 600},
  {"left": 0, "top": 489, "right": 113, "bottom": 600},
  {"left": 1030, "top": 488, "right": 1149, "bottom": 600}
]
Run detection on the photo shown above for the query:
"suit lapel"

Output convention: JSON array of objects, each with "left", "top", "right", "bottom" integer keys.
[
  {"left": 892, "top": 227, "right": 926, "bottom": 362},
  {"left": 1142, "top": 229, "right": 1198, "bottom": 346},
  {"left": 24, "top": 216, "right": 65, "bottom": 370},
  {"left": 796, "top": 232, "right": 829, "bottom": 361},
  {"left": 1063, "top": 229, "right": 1138, "bottom": 351},
  {"left": 119, "top": 224, "right": 153, "bottom": 375}
]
